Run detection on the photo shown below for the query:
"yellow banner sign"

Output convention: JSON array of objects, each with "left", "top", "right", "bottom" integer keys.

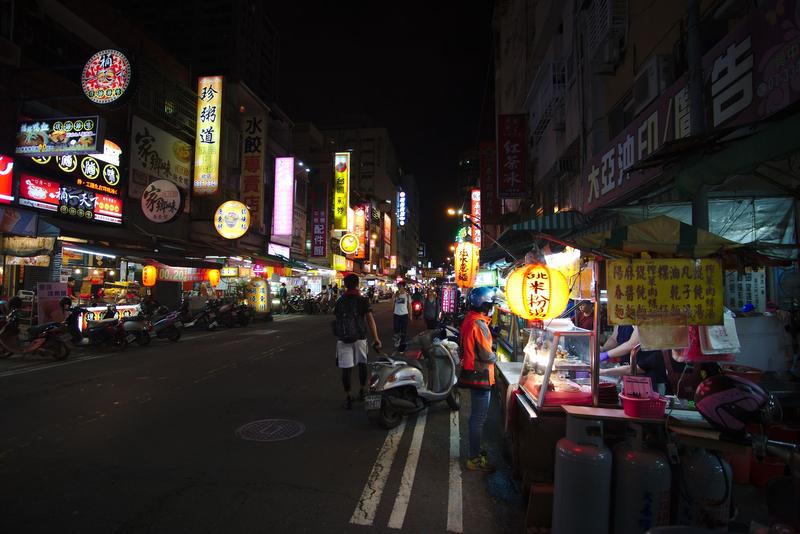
[
  {"left": 607, "top": 259, "right": 724, "bottom": 325},
  {"left": 193, "top": 75, "right": 223, "bottom": 195},
  {"left": 333, "top": 152, "right": 350, "bottom": 230},
  {"left": 332, "top": 253, "right": 347, "bottom": 272}
]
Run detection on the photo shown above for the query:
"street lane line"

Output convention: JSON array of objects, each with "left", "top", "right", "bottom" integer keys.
[
  {"left": 350, "top": 420, "right": 407, "bottom": 526},
  {"left": 447, "top": 410, "right": 463, "bottom": 533},
  {"left": 387, "top": 410, "right": 427, "bottom": 529}
]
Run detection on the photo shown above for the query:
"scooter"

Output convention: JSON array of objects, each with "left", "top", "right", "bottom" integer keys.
[
  {"left": 411, "top": 299, "right": 423, "bottom": 320},
  {"left": 0, "top": 300, "right": 70, "bottom": 361},
  {"left": 147, "top": 305, "right": 182, "bottom": 342},
  {"left": 210, "top": 299, "right": 237, "bottom": 328},
  {"left": 235, "top": 303, "right": 253, "bottom": 326},
  {"left": 180, "top": 300, "right": 218, "bottom": 331},
  {"left": 365, "top": 326, "right": 461, "bottom": 429},
  {"left": 120, "top": 311, "right": 151, "bottom": 346},
  {"left": 65, "top": 305, "right": 127, "bottom": 351}
]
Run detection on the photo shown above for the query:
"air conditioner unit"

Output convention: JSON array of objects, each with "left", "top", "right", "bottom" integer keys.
[{"left": 633, "top": 55, "right": 673, "bottom": 116}]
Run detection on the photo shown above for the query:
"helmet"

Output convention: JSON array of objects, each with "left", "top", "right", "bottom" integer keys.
[
  {"left": 695, "top": 374, "right": 768, "bottom": 435},
  {"left": 467, "top": 287, "right": 496, "bottom": 312}
]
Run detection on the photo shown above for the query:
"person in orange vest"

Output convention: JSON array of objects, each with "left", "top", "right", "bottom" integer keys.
[{"left": 458, "top": 286, "right": 498, "bottom": 472}]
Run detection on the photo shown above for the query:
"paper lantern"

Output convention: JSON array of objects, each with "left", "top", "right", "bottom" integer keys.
[
  {"left": 207, "top": 269, "right": 221, "bottom": 287},
  {"left": 142, "top": 265, "right": 157, "bottom": 287},
  {"left": 454, "top": 241, "right": 480, "bottom": 288},
  {"left": 246, "top": 278, "right": 270, "bottom": 313},
  {"left": 505, "top": 263, "right": 570, "bottom": 320}
]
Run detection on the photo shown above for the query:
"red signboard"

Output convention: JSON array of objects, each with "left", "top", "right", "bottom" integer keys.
[
  {"left": 583, "top": 0, "right": 800, "bottom": 213},
  {"left": 0, "top": 155, "right": 14, "bottom": 204},
  {"left": 496, "top": 114, "right": 528, "bottom": 198},
  {"left": 479, "top": 141, "right": 499, "bottom": 224},
  {"left": 383, "top": 213, "right": 392, "bottom": 260},
  {"left": 18, "top": 173, "right": 122, "bottom": 224},
  {"left": 470, "top": 188, "right": 481, "bottom": 248}
]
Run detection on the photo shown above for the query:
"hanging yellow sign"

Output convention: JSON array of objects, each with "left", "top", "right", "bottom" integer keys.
[
  {"left": 193, "top": 75, "right": 223, "bottom": 195},
  {"left": 607, "top": 259, "right": 723, "bottom": 325},
  {"left": 340, "top": 233, "right": 359, "bottom": 254},
  {"left": 333, "top": 152, "right": 350, "bottom": 231},
  {"left": 332, "top": 253, "right": 347, "bottom": 272}
]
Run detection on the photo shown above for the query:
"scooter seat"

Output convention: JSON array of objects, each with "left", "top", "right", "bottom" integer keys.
[{"left": 397, "top": 356, "right": 424, "bottom": 373}]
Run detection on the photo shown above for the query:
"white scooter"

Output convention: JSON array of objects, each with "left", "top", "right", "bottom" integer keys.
[{"left": 365, "top": 326, "right": 461, "bottom": 429}]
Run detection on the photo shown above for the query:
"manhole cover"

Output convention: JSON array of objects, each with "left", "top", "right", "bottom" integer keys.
[{"left": 235, "top": 419, "right": 305, "bottom": 442}]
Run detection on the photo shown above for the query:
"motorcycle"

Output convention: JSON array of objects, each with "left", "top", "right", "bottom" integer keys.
[
  {"left": 209, "top": 299, "right": 237, "bottom": 328},
  {"left": 120, "top": 310, "right": 151, "bottom": 346},
  {"left": 411, "top": 299, "right": 423, "bottom": 320},
  {"left": 366, "top": 326, "right": 461, "bottom": 429},
  {"left": 234, "top": 303, "right": 253, "bottom": 326},
  {"left": 0, "top": 301, "right": 70, "bottom": 361},
  {"left": 149, "top": 305, "right": 183, "bottom": 341},
  {"left": 65, "top": 305, "right": 127, "bottom": 351},
  {"left": 179, "top": 300, "right": 218, "bottom": 331}
]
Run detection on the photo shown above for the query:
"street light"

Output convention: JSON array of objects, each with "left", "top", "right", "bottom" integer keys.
[
  {"left": 445, "top": 207, "right": 463, "bottom": 215},
  {"left": 449, "top": 245, "right": 455, "bottom": 252},
  {"left": 446, "top": 208, "right": 518, "bottom": 261}
]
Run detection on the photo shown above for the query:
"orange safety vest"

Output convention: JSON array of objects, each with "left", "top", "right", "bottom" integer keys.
[{"left": 458, "top": 310, "right": 495, "bottom": 389}]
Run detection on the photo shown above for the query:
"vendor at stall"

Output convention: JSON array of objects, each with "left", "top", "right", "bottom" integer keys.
[{"left": 598, "top": 325, "right": 668, "bottom": 393}]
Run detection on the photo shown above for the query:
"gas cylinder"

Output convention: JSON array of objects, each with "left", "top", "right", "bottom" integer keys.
[
  {"left": 678, "top": 448, "right": 732, "bottom": 529},
  {"left": 552, "top": 417, "right": 612, "bottom": 534},
  {"left": 613, "top": 425, "right": 671, "bottom": 533}
]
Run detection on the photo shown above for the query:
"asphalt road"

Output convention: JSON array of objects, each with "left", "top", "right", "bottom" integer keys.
[{"left": 0, "top": 302, "right": 523, "bottom": 534}]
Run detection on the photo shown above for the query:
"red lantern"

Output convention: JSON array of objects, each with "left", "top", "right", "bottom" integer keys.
[
  {"left": 454, "top": 241, "right": 480, "bottom": 288},
  {"left": 207, "top": 269, "right": 221, "bottom": 287},
  {"left": 142, "top": 265, "right": 157, "bottom": 287}
]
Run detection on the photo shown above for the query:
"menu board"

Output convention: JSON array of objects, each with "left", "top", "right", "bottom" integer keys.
[{"left": 18, "top": 174, "right": 122, "bottom": 224}]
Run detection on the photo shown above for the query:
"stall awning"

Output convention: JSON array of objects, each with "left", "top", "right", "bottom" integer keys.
[
  {"left": 509, "top": 211, "right": 581, "bottom": 232},
  {"left": 480, "top": 211, "right": 582, "bottom": 264}
]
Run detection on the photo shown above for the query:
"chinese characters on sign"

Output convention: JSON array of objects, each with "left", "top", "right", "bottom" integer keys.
[
  {"left": 81, "top": 49, "right": 132, "bottom": 106},
  {"left": 31, "top": 140, "right": 122, "bottom": 197},
  {"left": 606, "top": 259, "right": 724, "bottom": 325},
  {"left": 16, "top": 117, "right": 104, "bottom": 157},
  {"left": 383, "top": 213, "right": 392, "bottom": 260},
  {"left": 333, "top": 152, "right": 350, "bottom": 231},
  {"left": 193, "top": 76, "right": 223, "bottom": 195},
  {"left": 390, "top": 255, "right": 397, "bottom": 270},
  {"left": 272, "top": 157, "right": 294, "bottom": 237},
  {"left": 140, "top": 180, "right": 181, "bottom": 223},
  {"left": 354, "top": 205, "right": 367, "bottom": 259},
  {"left": 130, "top": 116, "right": 191, "bottom": 200},
  {"left": 725, "top": 269, "right": 766, "bottom": 313},
  {"left": 470, "top": 188, "right": 481, "bottom": 248},
  {"left": 332, "top": 253, "right": 347, "bottom": 272},
  {"left": 396, "top": 191, "right": 406, "bottom": 227},
  {"left": 310, "top": 180, "right": 328, "bottom": 258},
  {"left": 214, "top": 200, "right": 250, "bottom": 239},
  {"left": 441, "top": 286, "right": 457, "bottom": 314},
  {"left": 496, "top": 114, "right": 528, "bottom": 198},
  {"left": 18, "top": 174, "right": 122, "bottom": 224},
  {"left": 240, "top": 115, "right": 266, "bottom": 232}
]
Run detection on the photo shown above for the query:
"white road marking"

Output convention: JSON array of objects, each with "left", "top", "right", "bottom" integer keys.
[
  {"left": 447, "top": 410, "right": 463, "bottom": 533},
  {"left": 350, "top": 420, "right": 407, "bottom": 526},
  {"left": 388, "top": 410, "right": 427, "bottom": 529}
]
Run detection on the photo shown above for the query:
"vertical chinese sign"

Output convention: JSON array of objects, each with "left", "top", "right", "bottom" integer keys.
[
  {"left": 470, "top": 188, "right": 481, "bottom": 248},
  {"left": 383, "top": 213, "right": 391, "bottom": 260},
  {"left": 496, "top": 114, "right": 528, "bottom": 198},
  {"left": 479, "top": 141, "right": 499, "bottom": 224},
  {"left": 606, "top": 259, "right": 723, "bottom": 325},
  {"left": 240, "top": 115, "right": 266, "bottom": 232},
  {"left": 272, "top": 157, "right": 294, "bottom": 239},
  {"left": 353, "top": 204, "right": 367, "bottom": 259},
  {"left": 193, "top": 76, "right": 223, "bottom": 195},
  {"left": 310, "top": 179, "right": 328, "bottom": 258},
  {"left": 333, "top": 152, "right": 350, "bottom": 231}
]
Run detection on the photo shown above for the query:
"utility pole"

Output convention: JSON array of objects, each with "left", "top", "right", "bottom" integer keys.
[{"left": 687, "top": 0, "right": 709, "bottom": 230}]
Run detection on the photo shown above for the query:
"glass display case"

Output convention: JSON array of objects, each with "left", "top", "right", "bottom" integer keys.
[
  {"left": 518, "top": 320, "right": 595, "bottom": 407},
  {"left": 495, "top": 307, "right": 529, "bottom": 362}
]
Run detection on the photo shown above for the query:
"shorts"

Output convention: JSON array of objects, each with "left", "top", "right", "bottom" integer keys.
[{"left": 336, "top": 339, "right": 368, "bottom": 368}]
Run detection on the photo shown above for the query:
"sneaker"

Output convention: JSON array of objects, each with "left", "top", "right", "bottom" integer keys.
[
  {"left": 466, "top": 455, "right": 495, "bottom": 472},
  {"left": 344, "top": 396, "right": 353, "bottom": 410}
]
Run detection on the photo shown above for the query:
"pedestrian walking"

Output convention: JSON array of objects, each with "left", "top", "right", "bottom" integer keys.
[
  {"left": 423, "top": 288, "right": 440, "bottom": 330},
  {"left": 392, "top": 282, "right": 411, "bottom": 347},
  {"left": 333, "top": 274, "right": 382, "bottom": 409},
  {"left": 458, "top": 286, "right": 498, "bottom": 472},
  {"left": 279, "top": 283, "right": 288, "bottom": 313}
]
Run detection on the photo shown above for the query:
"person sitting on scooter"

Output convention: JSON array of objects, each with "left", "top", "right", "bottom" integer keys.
[{"left": 458, "top": 286, "right": 498, "bottom": 472}]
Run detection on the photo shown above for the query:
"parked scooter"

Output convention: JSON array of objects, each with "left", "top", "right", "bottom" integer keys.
[
  {"left": 179, "top": 300, "right": 218, "bottom": 330},
  {"left": 210, "top": 298, "right": 237, "bottom": 328},
  {"left": 411, "top": 299, "right": 423, "bottom": 320},
  {"left": 146, "top": 305, "right": 182, "bottom": 342},
  {"left": 235, "top": 302, "right": 253, "bottom": 326},
  {"left": 0, "top": 297, "right": 70, "bottom": 360},
  {"left": 365, "top": 326, "right": 461, "bottom": 429},
  {"left": 120, "top": 310, "right": 151, "bottom": 346},
  {"left": 64, "top": 302, "right": 127, "bottom": 351}
]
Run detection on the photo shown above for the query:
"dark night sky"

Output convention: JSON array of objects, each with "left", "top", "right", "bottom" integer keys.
[{"left": 273, "top": 3, "right": 495, "bottom": 264}]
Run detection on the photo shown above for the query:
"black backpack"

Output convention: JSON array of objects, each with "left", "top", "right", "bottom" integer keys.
[{"left": 332, "top": 295, "right": 366, "bottom": 343}]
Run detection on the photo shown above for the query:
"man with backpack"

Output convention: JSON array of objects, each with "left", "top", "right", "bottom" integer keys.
[{"left": 333, "top": 274, "right": 382, "bottom": 409}]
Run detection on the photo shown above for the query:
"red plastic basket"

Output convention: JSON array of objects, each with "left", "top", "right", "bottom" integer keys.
[{"left": 619, "top": 393, "right": 667, "bottom": 418}]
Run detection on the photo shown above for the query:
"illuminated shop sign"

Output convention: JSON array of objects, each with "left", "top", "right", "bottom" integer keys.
[
  {"left": 193, "top": 76, "right": 223, "bottom": 195},
  {"left": 15, "top": 117, "right": 104, "bottom": 157},
  {"left": 333, "top": 152, "right": 350, "bottom": 231},
  {"left": 272, "top": 157, "right": 294, "bottom": 236},
  {"left": 81, "top": 49, "right": 133, "bottom": 106},
  {"left": 130, "top": 116, "right": 191, "bottom": 196},
  {"left": 397, "top": 191, "right": 406, "bottom": 227},
  {"left": 470, "top": 188, "right": 481, "bottom": 248},
  {"left": 141, "top": 179, "right": 181, "bottom": 223},
  {"left": 221, "top": 267, "right": 239, "bottom": 277},
  {"left": 383, "top": 213, "right": 391, "bottom": 260},
  {"left": 214, "top": 200, "right": 250, "bottom": 239},
  {"left": 241, "top": 115, "right": 266, "bottom": 232},
  {"left": 0, "top": 155, "right": 14, "bottom": 204},
  {"left": 339, "top": 233, "right": 359, "bottom": 254},
  {"left": 18, "top": 173, "right": 122, "bottom": 224},
  {"left": 353, "top": 205, "right": 367, "bottom": 259},
  {"left": 30, "top": 140, "right": 122, "bottom": 196}
]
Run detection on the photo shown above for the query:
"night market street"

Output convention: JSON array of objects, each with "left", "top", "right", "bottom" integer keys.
[{"left": 0, "top": 302, "right": 522, "bottom": 534}]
